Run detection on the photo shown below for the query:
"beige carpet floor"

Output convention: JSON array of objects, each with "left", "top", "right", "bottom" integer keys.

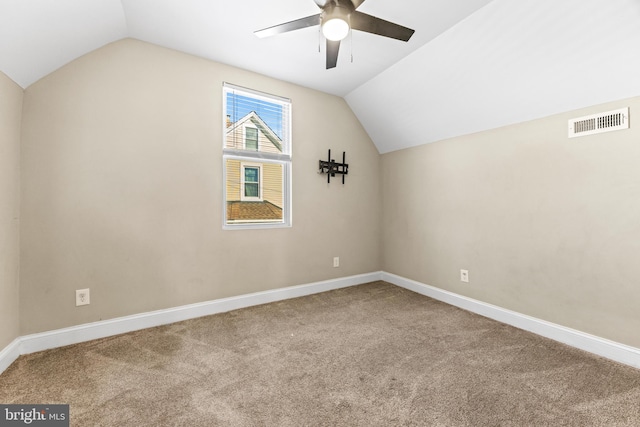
[{"left": 1, "top": 281, "right": 640, "bottom": 426}]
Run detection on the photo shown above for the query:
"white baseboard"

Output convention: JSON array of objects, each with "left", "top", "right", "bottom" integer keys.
[
  {"left": 0, "top": 271, "right": 383, "bottom": 374},
  {"left": 0, "top": 338, "right": 21, "bottom": 375},
  {"left": 383, "top": 272, "right": 640, "bottom": 370},
  {"left": 3, "top": 271, "right": 638, "bottom": 375}
]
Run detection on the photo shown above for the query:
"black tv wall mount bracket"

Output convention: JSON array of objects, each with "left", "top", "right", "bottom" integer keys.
[{"left": 319, "top": 149, "right": 348, "bottom": 184}]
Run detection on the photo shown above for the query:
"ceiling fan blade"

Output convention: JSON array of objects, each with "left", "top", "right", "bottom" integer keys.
[
  {"left": 350, "top": 0, "right": 366, "bottom": 9},
  {"left": 326, "top": 39, "right": 341, "bottom": 69},
  {"left": 254, "top": 14, "right": 321, "bottom": 38},
  {"left": 350, "top": 11, "right": 415, "bottom": 42},
  {"left": 313, "top": 0, "right": 330, "bottom": 7}
]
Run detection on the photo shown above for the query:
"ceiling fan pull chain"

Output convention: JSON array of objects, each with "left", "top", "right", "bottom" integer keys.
[{"left": 349, "top": 15, "right": 353, "bottom": 63}]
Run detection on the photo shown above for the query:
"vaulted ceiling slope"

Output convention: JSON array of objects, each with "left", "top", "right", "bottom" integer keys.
[
  {"left": 348, "top": 0, "right": 640, "bottom": 152},
  {"left": 0, "top": 0, "right": 491, "bottom": 92},
  {"left": 2, "top": 0, "right": 640, "bottom": 153}
]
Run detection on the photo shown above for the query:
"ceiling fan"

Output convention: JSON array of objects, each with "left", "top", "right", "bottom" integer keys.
[{"left": 254, "top": 0, "right": 415, "bottom": 69}]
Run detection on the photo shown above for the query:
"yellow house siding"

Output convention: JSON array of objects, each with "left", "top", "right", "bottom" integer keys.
[
  {"left": 225, "top": 126, "right": 245, "bottom": 150},
  {"left": 263, "top": 163, "right": 283, "bottom": 208},
  {"left": 226, "top": 159, "right": 241, "bottom": 201},
  {"left": 257, "top": 131, "right": 281, "bottom": 154}
]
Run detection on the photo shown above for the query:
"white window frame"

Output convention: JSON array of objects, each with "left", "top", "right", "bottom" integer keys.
[
  {"left": 240, "top": 162, "right": 263, "bottom": 201},
  {"left": 222, "top": 82, "right": 292, "bottom": 230}
]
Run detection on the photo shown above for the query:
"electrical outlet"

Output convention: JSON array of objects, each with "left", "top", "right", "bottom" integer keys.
[
  {"left": 333, "top": 257, "right": 340, "bottom": 268},
  {"left": 460, "top": 269, "right": 469, "bottom": 283},
  {"left": 76, "top": 288, "right": 90, "bottom": 306}
]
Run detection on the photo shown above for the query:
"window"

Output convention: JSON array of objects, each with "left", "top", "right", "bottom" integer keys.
[
  {"left": 244, "top": 126, "right": 258, "bottom": 151},
  {"left": 241, "top": 163, "right": 261, "bottom": 201},
  {"left": 223, "top": 83, "right": 291, "bottom": 228}
]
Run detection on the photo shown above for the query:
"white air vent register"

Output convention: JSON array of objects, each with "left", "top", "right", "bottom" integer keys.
[{"left": 568, "top": 107, "right": 629, "bottom": 138}]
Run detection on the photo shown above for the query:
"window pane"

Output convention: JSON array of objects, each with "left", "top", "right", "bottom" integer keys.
[
  {"left": 225, "top": 159, "right": 284, "bottom": 224},
  {"left": 244, "top": 167, "right": 259, "bottom": 183},
  {"left": 245, "top": 127, "right": 258, "bottom": 151},
  {"left": 244, "top": 183, "right": 259, "bottom": 197},
  {"left": 224, "top": 84, "right": 290, "bottom": 155}
]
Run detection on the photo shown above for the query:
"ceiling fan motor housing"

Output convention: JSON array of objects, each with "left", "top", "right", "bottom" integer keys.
[{"left": 322, "top": 2, "right": 353, "bottom": 25}]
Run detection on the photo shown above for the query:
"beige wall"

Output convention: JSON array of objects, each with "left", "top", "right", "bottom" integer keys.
[
  {"left": 0, "top": 72, "right": 22, "bottom": 349},
  {"left": 19, "top": 39, "right": 381, "bottom": 335},
  {"left": 15, "top": 36, "right": 638, "bottom": 353},
  {"left": 382, "top": 97, "right": 640, "bottom": 348}
]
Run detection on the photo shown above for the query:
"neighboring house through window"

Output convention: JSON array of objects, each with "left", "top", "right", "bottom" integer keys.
[{"left": 223, "top": 83, "right": 291, "bottom": 228}]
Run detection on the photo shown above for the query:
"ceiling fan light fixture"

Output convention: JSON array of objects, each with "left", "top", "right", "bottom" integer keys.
[
  {"left": 254, "top": 0, "right": 415, "bottom": 69},
  {"left": 322, "top": 17, "right": 349, "bottom": 41}
]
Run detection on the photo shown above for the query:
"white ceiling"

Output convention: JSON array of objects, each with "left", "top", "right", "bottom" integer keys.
[
  {"left": 347, "top": 0, "right": 640, "bottom": 152},
  {"left": 0, "top": 0, "right": 491, "bottom": 93},
  {"left": 2, "top": 0, "right": 640, "bottom": 153}
]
